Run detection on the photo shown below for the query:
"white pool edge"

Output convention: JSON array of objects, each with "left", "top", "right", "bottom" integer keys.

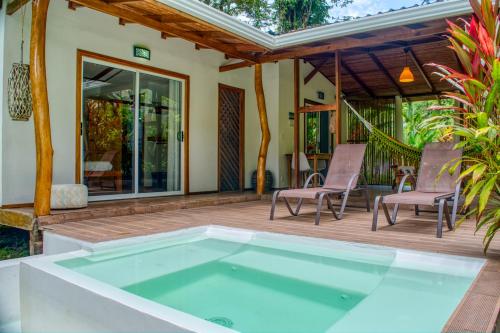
[{"left": 4, "top": 225, "right": 487, "bottom": 333}]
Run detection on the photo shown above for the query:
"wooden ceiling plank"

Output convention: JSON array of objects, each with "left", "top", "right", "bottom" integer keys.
[
  {"left": 368, "top": 52, "right": 404, "bottom": 96},
  {"left": 341, "top": 60, "right": 376, "bottom": 98},
  {"left": 304, "top": 59, "right": 328, "bottom": 85},
  {"left": 259, "top": 25, "right": 448, "bottom": 62},
  {"left": 406, "top": 47, "right": 436, "bottom": 93},
  {"left": 6, "top": 0, "right": 29, "bottom": 15},
  {"left": 70, "top": 0, "right": 257, "bottom": 62}
]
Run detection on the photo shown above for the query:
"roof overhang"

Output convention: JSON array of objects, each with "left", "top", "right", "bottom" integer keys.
[{"left": 159, "top": 0, "right": 473, "bottom": 50}]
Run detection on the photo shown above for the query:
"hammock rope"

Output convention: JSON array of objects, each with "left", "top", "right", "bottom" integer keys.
[{"left": 343, "top": 100, "right": 422, "bottom": 167}]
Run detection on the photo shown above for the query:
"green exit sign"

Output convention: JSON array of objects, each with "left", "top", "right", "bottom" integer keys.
[{"left": 134, "top": 46, "right": 150, "bottom": 60}]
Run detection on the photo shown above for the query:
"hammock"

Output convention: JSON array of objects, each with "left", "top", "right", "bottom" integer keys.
[{"left": 344, "top": 100, "right": 422, "bottom": 168}]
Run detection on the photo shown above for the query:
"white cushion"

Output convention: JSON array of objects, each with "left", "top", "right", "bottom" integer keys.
[
  {"left": 51, "top": 184, "right": 88, "bottom": 209},
  {"left": 85, "top": 161, "right": 113, "bottom": 172}
]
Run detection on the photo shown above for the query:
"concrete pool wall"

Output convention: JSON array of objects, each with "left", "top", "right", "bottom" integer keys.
[{"left": 0, "top": 225, "right": 487, "bottom": 333}]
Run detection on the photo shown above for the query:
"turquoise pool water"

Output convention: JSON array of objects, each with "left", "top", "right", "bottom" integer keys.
[{"left": 57, "top": 229, "right": 484, "bottom": 333}]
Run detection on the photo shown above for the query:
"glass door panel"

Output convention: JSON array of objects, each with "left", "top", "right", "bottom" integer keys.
[
  {"left": 138, "top": 73, "right": 182, "bottom": 193},
  {"left": 82, "top": 62, "right": 136, "bottom": 196}
]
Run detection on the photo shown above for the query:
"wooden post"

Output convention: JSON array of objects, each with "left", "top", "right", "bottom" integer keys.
[
  {"left": 293, "top": 58, "right": 300, "bottom": 188},
  {"left": 30, "top": 0, "right": 53, "bottom": 217},
  {"left": 335, "top": 51, "right": 342, "bottom": 145},
  {"left": 254, "top": 63, "right": 270, "bottom": 195}
]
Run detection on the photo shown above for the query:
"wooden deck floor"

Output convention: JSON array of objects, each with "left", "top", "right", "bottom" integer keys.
[{"left": 44, "top": 200, "right": 500, "bottom": 333}]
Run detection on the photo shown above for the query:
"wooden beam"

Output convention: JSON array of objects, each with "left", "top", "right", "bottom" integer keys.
[
  {"left": 70, "top": 0, "right": 257, "bottom": 62},
  {"left": 68, "top": 1, "right": 82, "bottom": 10},
  {"left": 105, "top": 0, "right": 142, "bottom": 3},
  {"left": 293, "top": 58, "right": 300, "bottom": 188},
  {"left": 161, "top": 31, "right": 174, "bottom": 39},
  {"left": 195, "top": 44, "right": 210, "bottom": 50},
  {"left": 304, "top": 59, "right": 327, "bottom": 85},
  {"left": 219, "top": 61, "right": 253, "bottom": 72},
  {"left": 258, "top": 25, "right": 447, "bottom": 62},
  {"left": 341, "top": 60, "right": 376, "bottom": 98},
  {"left": 30, "top": 0, "right": 53, "bottom": 217},
  {"left": 118, "top": 17, "right": 132, "bottom": 25},
  {"left": 7, "top": 0, "right": 29, "bottom": 15},
  {"left": 368, "top": 52, "right": 404, "bottom": 96},
  {"left": 234, "top": 44, "right": 266, "bottom": 52},
  {"left": 298, "top": 104, "right": 336, "bottom": 113},
  {"left": 406, "top": 47, "right": 436, "bottom": 93},
  {"left": 254, "top": 63, "right": 271, "bottom": 195},
  {"left": 335, "top": 51, "right": 342, "bottom": 145}
]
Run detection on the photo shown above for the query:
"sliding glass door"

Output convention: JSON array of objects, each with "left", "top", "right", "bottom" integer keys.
[
  {"left": 81, "top": 57, "right": 185, "bottom": 199},
  {"left": 138, "top": 73, "right": 182, "bottom": 193}
]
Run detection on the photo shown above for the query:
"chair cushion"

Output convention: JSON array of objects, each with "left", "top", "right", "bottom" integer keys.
[
  {"left": 382, "top": 191, "right": 453, "bottom": 206},
  {"left": 85, "top": 161, "right": 113, "bottom": 172},
  {"left": 51, "top": 184, "right": 88, "bottom": 209}
]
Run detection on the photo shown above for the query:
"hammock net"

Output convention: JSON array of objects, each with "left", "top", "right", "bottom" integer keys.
[{"left": 344, "top": 100, "right": 422, "bottom": 168}]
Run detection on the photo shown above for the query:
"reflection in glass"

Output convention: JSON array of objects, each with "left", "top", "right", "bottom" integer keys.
[
  {"left": 139, "top": 73, "right": 182, "bottom": 193},
  {"left": 82, "top": 62, "right": 135, "bottom": 196}
]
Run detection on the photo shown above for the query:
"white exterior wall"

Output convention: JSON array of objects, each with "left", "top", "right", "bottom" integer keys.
[
  {"left": 276, "top": 60, "right": 336, "bottom": 188},
  {"left": 0, "top": 2, "right": 335, "bottom": 205}
]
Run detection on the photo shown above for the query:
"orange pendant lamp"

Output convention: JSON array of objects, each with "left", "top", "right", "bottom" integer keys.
[{"left": 399, "top": 49, "right": 414, "bottom": 83}]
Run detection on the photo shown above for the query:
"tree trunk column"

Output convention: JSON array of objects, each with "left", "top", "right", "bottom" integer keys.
[
  {"left": 254, "top": 63, "right": 270, "bottom": 195},
  {"left": 30, "top": 0, "right": 53, "bottom": 217}
]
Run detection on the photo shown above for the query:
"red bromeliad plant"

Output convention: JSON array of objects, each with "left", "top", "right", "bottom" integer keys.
[{"left": 424, "top": 0, "right": 499, "bottom": 252}]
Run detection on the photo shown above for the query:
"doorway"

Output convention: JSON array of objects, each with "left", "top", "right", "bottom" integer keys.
[{"left": 218, "top": 84, "right": 245, "bottom": 192}]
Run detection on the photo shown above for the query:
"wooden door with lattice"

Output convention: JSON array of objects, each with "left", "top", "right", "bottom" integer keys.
[{"left": 218, "top": 84, "right": 244, "bottom": 192}]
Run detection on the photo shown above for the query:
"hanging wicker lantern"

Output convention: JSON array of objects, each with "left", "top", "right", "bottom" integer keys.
[
  {"left": 8, "top": 5, "right": 32, "bottom": 121},
  {"left": 8, "top": 63, "right": 32, "bottom": 121}
]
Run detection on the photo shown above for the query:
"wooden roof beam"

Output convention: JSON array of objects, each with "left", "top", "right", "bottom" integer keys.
[
  {"left": 7, "top": 0, "right": 29, "bottom": 15},
  {"left": 118, "top": 17, "right": 134, "bottom": 25},
  {"left": 406, "top": 47, "right": 436, "bottom": 93},
  {"left": 105, "top": 0, "right": 142, "bottom": 3},
  {"left": 219, "top": 60, "right": 253, "bottom": 72},
  {"left": 195, "top": 43, "right": 210, "bottom": 50},
  {"left": 161, "top": 31, "right": 175, "bottom": 39},
  {"left": 304, "top": 59, "right": 328, "bottom": 85},
  {"left": 368, "top": 52, "right": 404, "bottom": 96},
  {"left": 258, "top": 25, "right": 448, "bottom": 62},
  {"left": 68, "top": 1, "right": 83, "bottom": 10},
  {"left": 341, "top": 60, "right": 376, "bottom": 98},
  {"left": 70, "top": 0, "right": 257, "bottom": 62}
]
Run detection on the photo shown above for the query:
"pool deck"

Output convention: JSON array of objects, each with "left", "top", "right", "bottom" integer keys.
[{"left": 43, "top": 199, "right": 500, "bottom": 333}]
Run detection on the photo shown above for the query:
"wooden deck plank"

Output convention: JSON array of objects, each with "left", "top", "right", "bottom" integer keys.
[{"left": 43, "top": 200, "right": 500, "bottom": 333}]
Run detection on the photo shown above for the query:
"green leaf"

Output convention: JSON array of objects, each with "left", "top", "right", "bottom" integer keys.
[
  {"left": 465, "top": 180, "right": 484, "bottom": 206},
  {"left": 478, "top": 176, "right": 497, "bottom": 214},
  {"left": 472, "top": 164, "right": 486, "bottom": 183},
  {"left": 459, "top": 164, "right": 480, "bottom": 180},
  {"left": 476, "top": 112, "right": 489, "bottom": 128}
]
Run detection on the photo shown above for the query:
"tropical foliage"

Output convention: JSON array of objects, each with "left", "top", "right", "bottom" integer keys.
[
  {"left": 424, "top": 0, "right": 499, "bottom": 252},
  {"left": 402, "top": 99, "right": 455, "bottom": 150},
  {"left": 200, "top": 0, "right": 352, "bottom": 33},
  {"left": 273, "top": 0, "right": 351, "bottom": 33}
]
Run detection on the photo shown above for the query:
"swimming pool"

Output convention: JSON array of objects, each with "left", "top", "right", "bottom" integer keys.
[{"left": 21, "top": 226, "right": 484, "bottom": 333}]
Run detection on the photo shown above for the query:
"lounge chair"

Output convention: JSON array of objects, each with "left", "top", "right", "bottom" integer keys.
[
  {"left": 270, "top": 144, "right": 370, "bottom": 225},
  {"left": 372, "top": 142, "right": 462, "bottom": 238}
]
